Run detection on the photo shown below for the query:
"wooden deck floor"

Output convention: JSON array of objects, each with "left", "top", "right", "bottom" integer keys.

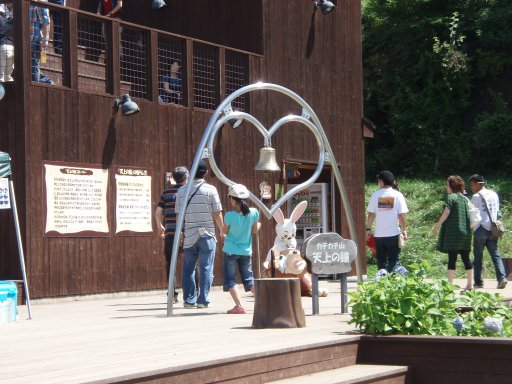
[
  {"left": 2, "top": 280, "right": 358, "bottom": 384},
  {"left": 2, "top": 278, "right": 510, "bottom": 383}
]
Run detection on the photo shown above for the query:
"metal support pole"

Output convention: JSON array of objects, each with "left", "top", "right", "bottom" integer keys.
[
  {"left": 312, "top": 273, "right": 319, "bottom": 315},
  {"left": 340, "top": 273, "right": 347, "bottom": 314},
  {"left": 254, "top": 232, "right": 261, "bottom": 278},
  {"left": 9, "top": 180, "right": 32, "bottom": 319}
]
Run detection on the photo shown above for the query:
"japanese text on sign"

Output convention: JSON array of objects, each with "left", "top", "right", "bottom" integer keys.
[
  {"left": 115, "top": 170, "right": 152, "bottom": 234},
  {"left": 45, "top": 164, "right": 109, "bottom": 235},
  {"left": 303, "top": 233, "right": 357, "bottom": 274}
]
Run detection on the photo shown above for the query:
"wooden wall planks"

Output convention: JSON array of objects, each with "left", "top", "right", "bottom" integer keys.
[{"left": 0, "top": 0, "right": 365, "bottom": 298}]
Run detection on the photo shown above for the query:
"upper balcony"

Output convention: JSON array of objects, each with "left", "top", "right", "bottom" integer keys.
[{"left": 3, "top": 0, "right": 263, "bottom": 113}]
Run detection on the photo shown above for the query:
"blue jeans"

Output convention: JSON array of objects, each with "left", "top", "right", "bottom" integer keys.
[
  {"left": 223, "top": 253, "right": 254, "bottom": 292},
  {"left": 473, "top": 226, "right": 506, "bottom": 285},
  {"left": 31, "top": 40, "right": 54, "bottom": 84},
  {"left": 182, "top": 235, "right": 216, "bottom": 306}
]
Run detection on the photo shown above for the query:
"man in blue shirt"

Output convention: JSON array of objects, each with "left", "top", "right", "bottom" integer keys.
[{"left": 159, "top": 61, "right": 182, "bottom": 104}]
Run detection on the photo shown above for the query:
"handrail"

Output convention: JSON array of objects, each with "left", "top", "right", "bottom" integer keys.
[
  {"left": 17, "top": 0, "right": 258, "bottom": 104},
  {"left": 30, "top": 0, "right": 262, "bottom": 57}
]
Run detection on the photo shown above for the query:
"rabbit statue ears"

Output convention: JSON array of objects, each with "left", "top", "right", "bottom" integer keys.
[{"left": 272, "top": 200, "right": 308, "bottom": 225}]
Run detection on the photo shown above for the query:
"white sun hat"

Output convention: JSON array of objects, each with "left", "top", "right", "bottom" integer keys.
[{"left": 228, "top": 184, "right": 250, "bottom": 199}]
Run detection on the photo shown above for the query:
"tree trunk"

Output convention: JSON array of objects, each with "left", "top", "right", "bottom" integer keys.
[{"left": 252, "top": 278, "right": 306, "bottom": 328}]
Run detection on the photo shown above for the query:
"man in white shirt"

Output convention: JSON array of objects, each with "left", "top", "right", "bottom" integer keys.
[
  {"left": 366, "top": 171, "right": 409, "bottom": 272},
  {"left": 469, "top": 174, "right": 507, "bottom": 289}
]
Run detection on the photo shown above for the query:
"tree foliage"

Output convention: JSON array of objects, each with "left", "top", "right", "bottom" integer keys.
[{"left": 363, "top": 0, "right": 512, "bottom": 178}]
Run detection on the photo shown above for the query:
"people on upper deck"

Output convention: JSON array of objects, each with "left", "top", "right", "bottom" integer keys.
[
  {"left": 159, "top": 61, "right": 182, "bottom": 104},
  {"left": 97, "top": 0, "right": 123, "bottom": 19},
  {"left": 97, "top": 0, "right": 123, "bottom": 56},
  {"left": 0, "top": 2, "right": 14, "bottom": 82},
  {"left": 0, "top": 2, "right": 13, "bottom": 19},
  {"left": 30, "top": 0, "right": 54, "bottom": 84}
]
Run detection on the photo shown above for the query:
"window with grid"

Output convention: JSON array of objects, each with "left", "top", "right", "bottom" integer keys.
[
  {"left": 225, "top": 51, "right": 249, "bottom": 112},
  {"left": 193, "top": 44, "right": 218, "bottom": 110},
  {"left": 120, "top": 27, "right": 148, "bottom": 99},
  {"left": 30, "top": 3, "right": 65, "bottom": 86},
  {"left": 157, "top": 36, "right": 185, "bottom": 106},
  {"left": 77, "top": 16, "right": 106, "bottom": 93}
]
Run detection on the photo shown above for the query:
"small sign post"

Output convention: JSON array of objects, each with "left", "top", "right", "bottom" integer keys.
[
  {"left": 0, "top": 152, "right": 32, "bottom": 319},
  {"left": 302, "top": 233, "right": 357, "bottom": 314}
]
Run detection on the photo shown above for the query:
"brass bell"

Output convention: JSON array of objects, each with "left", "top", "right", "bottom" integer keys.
[{"left": 254, "top": 146, "right": 281, "bottom": 172}]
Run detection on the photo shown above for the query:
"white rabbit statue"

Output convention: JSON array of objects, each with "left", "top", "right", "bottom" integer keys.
[
  {"left": 263, "top": 201, "right": 308, "bottom": 273},
  {"left": 263, "top": 200, "right": 328, "bottom": 297}
]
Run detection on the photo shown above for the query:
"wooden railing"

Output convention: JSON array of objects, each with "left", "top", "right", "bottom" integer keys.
[{"left": 12, "top": 0, "right": 252, "bottom": 111}]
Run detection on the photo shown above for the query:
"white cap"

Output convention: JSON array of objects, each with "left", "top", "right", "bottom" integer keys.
[{"left": 228, "top": 184, "right": 250, "bottom": 199}]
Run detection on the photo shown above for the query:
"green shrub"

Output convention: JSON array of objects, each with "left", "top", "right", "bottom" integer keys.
[{"left": 349, "top": 261, "right": 512, "bottom": 336}]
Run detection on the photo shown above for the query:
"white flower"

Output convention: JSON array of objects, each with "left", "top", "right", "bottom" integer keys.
[
  {"left": 484, "top": 317, "right": 503, "bottom": 333},
  {"left": 375, "top": 269, "right": 388, "bottom": 281}
]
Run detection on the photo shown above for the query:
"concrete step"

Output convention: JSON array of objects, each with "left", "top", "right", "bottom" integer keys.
[{"left": 268, "top": 364, "right": 408, "bottom": 384}]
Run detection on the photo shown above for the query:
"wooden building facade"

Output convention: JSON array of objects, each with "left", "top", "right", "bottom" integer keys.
[{"left": 0, "top": 0, "right": 366, "bottom": 299}]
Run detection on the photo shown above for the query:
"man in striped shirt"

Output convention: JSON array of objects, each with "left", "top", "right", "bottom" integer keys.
[
  {"left": 155, "top": 166, "right": 189, "bottom": 303},
  {"left": 175, "top": 160, "right": 224, "bottom": 308}
]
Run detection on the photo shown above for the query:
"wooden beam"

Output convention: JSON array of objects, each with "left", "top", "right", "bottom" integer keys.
[
  {"left": 219, "top": 47, "right": 225, "bottom": 102},
  {"left": 186, "top": 39, "right": 193, "bottom": 108},
  {"left": 148, "top": 30, "right": 159, "bottom": 102},
  {"left": 66, "top": 10, "right": 78, "bottom": 89},
  {"left": 107, "top": 19, "right": 121, "bottom": 96}
]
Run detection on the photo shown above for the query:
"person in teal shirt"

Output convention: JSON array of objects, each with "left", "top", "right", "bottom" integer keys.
[{"left": 222, "top": 184, "right": 260, "bottom": 314}]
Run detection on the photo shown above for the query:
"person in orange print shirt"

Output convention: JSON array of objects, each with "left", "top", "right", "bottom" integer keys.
[{"left": 366, "top": 171, "right": 409, "bottom": 273}]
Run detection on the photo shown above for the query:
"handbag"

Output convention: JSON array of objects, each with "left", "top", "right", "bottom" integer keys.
[
  {"left": 463, "top": 195, "right": 481, "bottom": 230},
  {"left": 479, "top": 193, "right": 505, "bottom": 239},
  {"left": 491, "top": 220, "right": 505, "bottom": 238},
  {"left": 366, "top": 233, "right": 376, "bottom": 254},
  {"left": 398, "top": 233, "right": 405, "bottom": 248}
]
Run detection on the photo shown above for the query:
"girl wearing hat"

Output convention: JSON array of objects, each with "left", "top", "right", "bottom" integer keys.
[{"left": 223, "top": 184, "right": 260, "bottom": 314}]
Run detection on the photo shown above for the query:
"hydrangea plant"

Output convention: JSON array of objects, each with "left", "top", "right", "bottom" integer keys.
[
  {"left": 453, "top": 316, "right": 464, "bottom": 332},
  {"left": 349, "top": 260, "right": 512, "bottom": 337},
  {"left": 454, "top": 289, "right": 512, "bottom": 337},
  {"left": 393, "top": 266, "right": 408, "bottom": 277},
  {"left": 375, "top": 269, "right": 388, "bottom": 280},
  {"left": 484, "top": 317, "right": 503, "bottom": 334}
]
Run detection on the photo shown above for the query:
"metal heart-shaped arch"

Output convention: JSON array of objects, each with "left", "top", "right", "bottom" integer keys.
[
  {"left": 207, "top": 112, "right": 326, "bottom": 219},
  {"left": 168, "top": 83, "right": 362, "bottom": 316}
]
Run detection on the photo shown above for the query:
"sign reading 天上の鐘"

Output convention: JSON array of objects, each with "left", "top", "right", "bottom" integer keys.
[
  {"left": 302, "top": 233, "right": 357, "bottom": 275},
  {"left": 44, "top": 163, "right": 109, "bottom": 235},
  {"left": 0, "top": 178, "right": 11, "bottom": 209},
  {"left": 114, "top": 167, "right": 152, "bottom": 234}
]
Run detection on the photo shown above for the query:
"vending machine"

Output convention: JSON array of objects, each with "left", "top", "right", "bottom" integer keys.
[{"left": 287, "top": 183, "right": 330, "bottom": 249}]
